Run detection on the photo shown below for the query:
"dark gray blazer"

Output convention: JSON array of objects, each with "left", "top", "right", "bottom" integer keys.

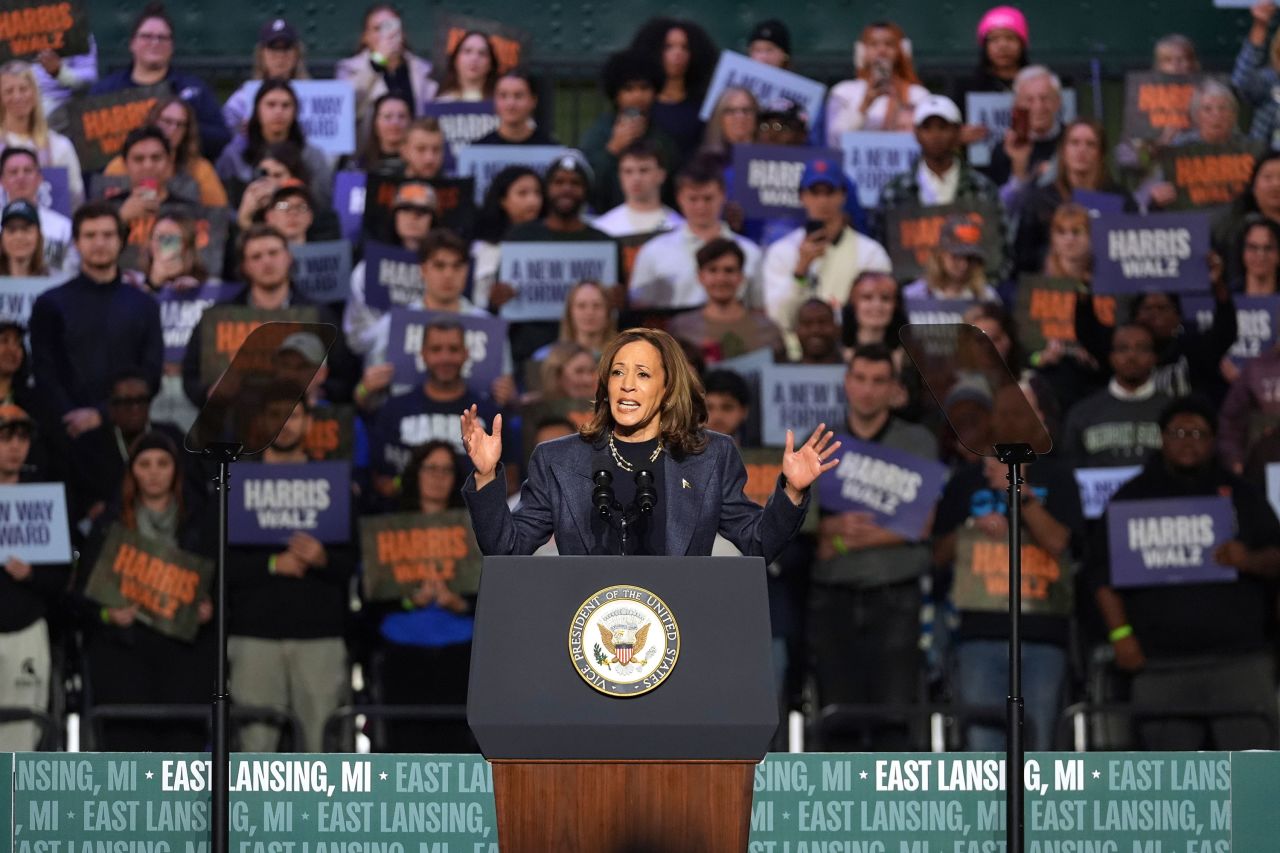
[{"left": 462, "top": 431, "right": 808, "bottom": 562}]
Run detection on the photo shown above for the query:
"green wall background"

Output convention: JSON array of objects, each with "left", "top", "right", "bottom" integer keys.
[{"left": 86, "top": 0, "right": 1255, "bottom": 74}]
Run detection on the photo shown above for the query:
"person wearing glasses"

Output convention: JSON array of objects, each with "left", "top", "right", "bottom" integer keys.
[
  {"left": 1091, "top": 395, "right": 1280, "bottom": 750},
  {"left": 90, "top": 3, "right": 230, "bottom": 160},
  {"left": 104, "top": 97, "right": 228, "bottom": 208}
]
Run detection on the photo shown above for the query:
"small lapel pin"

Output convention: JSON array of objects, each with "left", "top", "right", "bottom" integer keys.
[{"left": 682, "top": 479, "right": 691, "bottom": 490}]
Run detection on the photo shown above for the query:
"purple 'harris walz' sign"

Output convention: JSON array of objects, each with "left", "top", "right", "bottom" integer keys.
[
  {"left": 1090, "top": 212, "right": 1210, "bottom": 295},
  {"left": 1106, "top": 495, "right": 1237, "bottom": 588},
  {"left": 228, "top": 461, "right": 351, "bottom": 546},
  {"left": 817, "top": 436, "right": 948, "bottom": 539}
]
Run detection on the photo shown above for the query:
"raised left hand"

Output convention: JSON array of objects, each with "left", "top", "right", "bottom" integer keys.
[{"left": 781, "top": 423, "right": 841, "bottom": 498}]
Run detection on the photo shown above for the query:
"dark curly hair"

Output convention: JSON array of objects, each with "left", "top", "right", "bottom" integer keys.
[
  {"left": 628, "top": 17, "right": 719, "bottom": 98},
  {"left": 601, "top": 50, "right": 664, "bottom": 105}
]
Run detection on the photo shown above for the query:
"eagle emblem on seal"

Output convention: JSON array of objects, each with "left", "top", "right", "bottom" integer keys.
[{"left": 598, "top": 621, "right": 651, "bottom": 667}]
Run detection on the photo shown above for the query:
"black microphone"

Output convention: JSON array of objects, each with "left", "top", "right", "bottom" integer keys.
[
  {"left": 593, "top": 469, "right": 615, "bottom": 519},
  {"left": 635, "top": 469, "right": 657, "bottom": 515}
]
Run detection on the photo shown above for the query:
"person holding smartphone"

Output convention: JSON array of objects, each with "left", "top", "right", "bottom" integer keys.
[
  {"left": 579, "top": 49, "right": 681, "bottom": 213},
  {"left": 826, "top": 21, "right": 930, "bottom": 143},
  {"left": 989, "top": 65, "right": 1066, "bottom": 198},
  {"left": 335, "top": 5, "right": 439, "bottom": 143},
  {"left": 762, "top": 155, "right": 891, "bottom": 358}
]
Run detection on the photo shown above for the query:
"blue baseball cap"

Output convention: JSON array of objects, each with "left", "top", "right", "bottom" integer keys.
[{"left": 799, "top": 156, "right": 846, "bottom": 193}]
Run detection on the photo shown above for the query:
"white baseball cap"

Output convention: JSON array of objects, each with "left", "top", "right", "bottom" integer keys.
[{"left": 913, "top": 95, "right": 962, "bottom": 127}]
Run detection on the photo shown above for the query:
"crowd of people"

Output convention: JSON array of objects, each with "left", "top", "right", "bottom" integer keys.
[{"left": 2, "top": 0, "right": 1280, "bottom": 755}]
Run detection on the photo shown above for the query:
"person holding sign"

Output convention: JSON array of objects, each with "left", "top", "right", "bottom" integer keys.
[
  {"left": 825, "top": 21, "right": 929, "bottom": 141},
  {"left": 345, "top": 182, "right": 436, "bottom": 360},
  {"left": 0, "top": 403, "right": 67, "bottom": 750},
  {"left": 363, "top": 440, "right": 479, "bottom": 752},
  {"left": 933, "top": 377, "right": 1081, "bottom": 751},
  {"left": 0, "top": 147, "right": 74, "bottom": 273},
  {"left": 30, "top": 202, "right": 162, "bottom": 440},
  {"left": 104, "top": 97, "right": 228, "bottom": 208},
  {"left": 762, "top": 155, "right": 891, "bottom": 341},
  {"left": 76, "top": 431, "right": 214, "bottom": 751},
  {"left": 89, "top": 4, "right": 230, "bottom": 160},
  {"left": 1215, "top": 152, "right": 1280, "bottom": 285},
  {"left": 0, "top": 60, "right": 83, "bottom": 204},
  {"left": 222, "top": 18, "right": 311, "bottom": 137},
  {"left": 227, "top": 397, "right": 355, "bottom": 753},
  {"left": 1091, "top": 396, "right": 1280, "bottom": 750},
  {"left": 810, "top": 345, "right": 938, "bottom": 749},
  {"left": 460, "top": 327, "right": 839, "bottom": 559},
  {"left": 362, "top": 231, "right": 515, "bottom": 407}
]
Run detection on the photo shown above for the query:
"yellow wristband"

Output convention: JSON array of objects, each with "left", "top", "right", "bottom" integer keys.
[
  {"left": 832, "top": 535, "right": 848, "bottom": 556},
  {"left": 1108, "top": 624, "right": 1133, "bottom": 643},
  {"left": 268, "top": 555, "right": 278, "bottom": 575}
]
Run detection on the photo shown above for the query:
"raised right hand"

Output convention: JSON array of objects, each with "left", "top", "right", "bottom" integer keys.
[{"left": 460, "top": 404, "right": 503, "bottom": 486}]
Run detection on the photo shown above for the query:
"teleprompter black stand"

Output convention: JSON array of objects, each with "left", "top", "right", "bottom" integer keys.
[
  {"left": 184, "top": 321, "right": 338, "bottom": 853},
  {"left": 900, "top": 323, "right": 1053, "bottom": 853}
]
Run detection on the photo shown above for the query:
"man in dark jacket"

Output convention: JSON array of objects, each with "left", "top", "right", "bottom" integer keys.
[{"left": 29, "top": 202, "right": 163, "bottom": 441}]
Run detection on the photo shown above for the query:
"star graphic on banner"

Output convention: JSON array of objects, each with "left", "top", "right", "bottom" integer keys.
[
  {"left": 145, "top": 771, "right": 154, "bottom": 780},
  {"left": 379, "top": 771, "right": 388, "bottom": 781},
  {"left": 1092, "top": 770, "right": 1101, "bottom": 779},
  {"left": 859, "top": 770, "right": 868, "bottom": 780},
  {"left": 66, "top": 811, "right": 74, "bottom": 819},
  {"left": 301, "top": 811, "right": 310, "bottom": 820},
  {"left": 781, "top": 811, "right": 791, "bottom": 820}
]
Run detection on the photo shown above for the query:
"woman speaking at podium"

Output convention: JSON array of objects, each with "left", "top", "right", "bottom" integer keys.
[{"left": 459, "top": 328, "right": 840, "bottom": 558}]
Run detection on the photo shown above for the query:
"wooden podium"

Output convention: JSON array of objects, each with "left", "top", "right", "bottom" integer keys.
[{"left": 468, "top": 557, "right": 778, "bottom": 853}]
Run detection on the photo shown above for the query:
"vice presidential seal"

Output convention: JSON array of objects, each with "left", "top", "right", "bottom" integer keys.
[{"left": 568, "top": 584, "right": 680, "bottom": 697}]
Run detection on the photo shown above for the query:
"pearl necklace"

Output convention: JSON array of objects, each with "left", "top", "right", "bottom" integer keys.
[{"left": 609, "top": 430, "right": 663, "bottom": 472}]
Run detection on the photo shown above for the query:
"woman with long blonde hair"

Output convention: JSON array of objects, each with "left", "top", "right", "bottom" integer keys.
[
  {"left": 460, "top": 327, "right": 839, "bottom": 558},
  {"left": 0, "top": 60, "right": 83, "bottom": 204}
]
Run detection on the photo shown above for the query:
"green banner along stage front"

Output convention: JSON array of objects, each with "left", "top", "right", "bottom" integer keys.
[{"left": 2, "top": 752, "right": 1261, "bottom": 850}]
